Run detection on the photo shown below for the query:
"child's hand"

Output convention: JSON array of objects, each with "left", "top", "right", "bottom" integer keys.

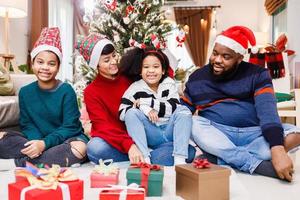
[
  {"left": 133, "top": 99, "right": 140, "bottom": 108},
  {"left": 21, "top": 140, "right": 45, "bottom": 159},
  {"left": 128, "top": 144, "right": 144, "bottom": 164},
  {"left": 148, "top": 109, "right": 159, "bottom": 123}
]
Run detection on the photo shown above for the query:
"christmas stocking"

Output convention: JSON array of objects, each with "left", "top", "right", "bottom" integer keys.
[{"left": 265, "top": 52, "right": 285, "bottom": 79}]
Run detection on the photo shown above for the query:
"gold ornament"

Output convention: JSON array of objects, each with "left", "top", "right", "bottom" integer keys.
[{"left": 183, "top": 25, "right": 189, "bottom": 34}]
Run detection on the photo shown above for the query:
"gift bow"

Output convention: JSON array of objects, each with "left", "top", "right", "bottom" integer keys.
[
  {"left": 101, "top": 183, "right": 145, "bottom": 200},
  {"left": 15, "top": 162, "right": 78, "bottom": 190},
  {"left": 93, "top": 159, "right": 119, "bottom": 176},
  {"left": 130, "top": 162, "right": 161, "bottom": 194},
  {"left": 192, "top": 158, "right": 211, "bottom": 169}
]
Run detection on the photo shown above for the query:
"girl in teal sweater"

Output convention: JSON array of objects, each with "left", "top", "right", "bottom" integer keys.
[{"left": 0, "top": 27, "right": 88, "bottom": 170}]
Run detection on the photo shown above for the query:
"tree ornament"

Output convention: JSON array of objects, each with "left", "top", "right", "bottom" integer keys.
[
  {"left": 151, "top": 34, "right": 161, "bottom": 49},
  {"left": 102, "top": 0, "right": 117, "bottom": 11},
  {"left": 183, "top": 25, "right": 189, "bottom": 34},
  {"left": 176, "top": 29, "right": 186, "bottom": 47},
  {"left": 153, "top": 0, "right": 160, "bottom": 5},
  {"left": 129, "top": 38, "right": 146, "bottom": 49}
]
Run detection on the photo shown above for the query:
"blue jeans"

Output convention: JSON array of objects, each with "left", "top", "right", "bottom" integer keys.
[
  {"left": 192, "top": 116, "right": 300, "bottom": 174},
  {"left": 87, "top": 137, "right": 196, "bottom": 166},
  {"left": 124, "top": 106, "right": 192, "bottom": 159}
]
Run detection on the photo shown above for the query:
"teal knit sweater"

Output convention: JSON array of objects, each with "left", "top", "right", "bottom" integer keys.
[{"left": 19, "top": 81, "right": 88, "bottom": 150}]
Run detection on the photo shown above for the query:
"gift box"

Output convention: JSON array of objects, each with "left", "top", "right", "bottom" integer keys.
[
  {"left": 8, "top": 179, "right": 84, "bottom": 200},
  {"left": 90, "top": 171, "right": 119, "bottom": 188},
  {"left": 99, "top": 184, "right": 145, "bottom": 200},
  {"left": 90, "top": 159, "right": 119, "bottom": 188},
  {"left": 126, "top": 163, "right": 163, "bottom": 197},
  {"left": 175, "top": 163, "right": 231, "bottom": 200}
]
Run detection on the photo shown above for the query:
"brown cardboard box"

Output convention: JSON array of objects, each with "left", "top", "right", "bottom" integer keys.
[{"left": 175, "top": 164, "right": 231, "bottom": 200}]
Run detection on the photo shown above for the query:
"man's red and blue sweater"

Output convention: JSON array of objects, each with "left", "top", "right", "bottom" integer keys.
[{"left": 182, "top": 61, "right": 283, "bottom": 147}]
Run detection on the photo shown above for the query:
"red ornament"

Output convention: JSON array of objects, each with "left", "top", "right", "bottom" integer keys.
[
  {"left": 129, "top": 38, "right": 146, "bottom": 49},
  {"left": 125, "top": 5, "right": 135, "bottom": 17},
  {"left": 103, "top": 0, "right": 117, "bottom": 11},
  {"left": 151, "top": 34, "right": 161, "bottom": 49}
]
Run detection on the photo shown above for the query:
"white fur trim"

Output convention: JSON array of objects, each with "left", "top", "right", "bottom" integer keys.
[
  {"left": 89, "top": 39, "right": 114, "bottom": 69},
  {"left": 31, "top": 45, "right": 62, "bottom": 62},
  {"left": 215, "top": 35, "right": 247, "bottom": 55}
]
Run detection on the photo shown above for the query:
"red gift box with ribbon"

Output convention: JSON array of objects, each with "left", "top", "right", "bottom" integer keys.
[
  {"left": 9, "top": 162, "right": 84, "bottom": 200},
  {"left": 90, "top": 159, "right": 119, "bottom": 188},
  {"left": 8, "top": 179, "right": 83, "bottom": 200},
  {"left": 99, "top": 183, "right": 145, "bottom": 200}
]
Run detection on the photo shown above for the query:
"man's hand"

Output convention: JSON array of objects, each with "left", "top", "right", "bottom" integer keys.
[
  {"left": 21, "top": 140, "right": 46, "bottom": 159},
  {"left": 128, "top": 144, "right": 144, "bottom": 164},
  {"left": 148, "top": 109, "right": 159, "bottom": 123},
  {"left": 271, "top": 145, "right": 294, "bottom": 182}
]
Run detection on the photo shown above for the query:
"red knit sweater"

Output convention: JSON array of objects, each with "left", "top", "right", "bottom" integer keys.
[{"left": 84, "top": 74, "right": 133, "bottom": 153}]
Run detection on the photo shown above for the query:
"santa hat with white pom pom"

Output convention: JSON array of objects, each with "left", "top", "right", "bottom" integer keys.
[{"left": 215, "top": 26, "right": 258, "bottom": 54}]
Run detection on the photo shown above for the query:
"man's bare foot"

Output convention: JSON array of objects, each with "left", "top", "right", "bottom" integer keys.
[{"left": 284, "top": 133, "right": 300, "bottom": 152}]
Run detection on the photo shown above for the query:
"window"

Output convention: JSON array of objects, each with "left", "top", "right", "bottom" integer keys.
[{"left": 272, "top": 3, "right": 287, "bottom": 43}]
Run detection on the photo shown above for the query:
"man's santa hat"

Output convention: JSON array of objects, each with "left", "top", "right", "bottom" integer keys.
[
  {"left": 75, "top": 34, "right": 113, "bottom": 69},
  {"left": 215, "top": 26, "right": 257, "bottom": 55},
  {"left": 31, "top": 27, "right": 62, "bottom": 62}
]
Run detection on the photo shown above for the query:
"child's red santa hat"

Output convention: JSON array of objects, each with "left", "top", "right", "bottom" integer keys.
[
  {"left": 75, "top": 34, "right": 113, "bottom": 69},
  {"left": 31, "top": 27, "right": 62, "bottom": 62},
  {"left": 215, "top": 26, "right": 257, "bottom": 55}
]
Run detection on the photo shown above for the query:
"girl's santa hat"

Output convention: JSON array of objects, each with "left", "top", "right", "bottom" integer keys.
[
  {"left": 215, "top": 26, "right": 257, "bottom": 55},
  {"left": 31, "top": 27, "right": 62, "bottom": 62},
  {"left": 75, "top": 34, "right": 113, "bottom": 69}
]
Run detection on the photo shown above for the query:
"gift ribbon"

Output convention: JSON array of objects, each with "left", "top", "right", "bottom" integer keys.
[
  {"left": 192, "top": 158, "right": 211, "bottom": 169},
  {"left": 130, "top": 162, "right": 161, "bottom": 194},
  {"left": 101, "top": 183, "right": 145, "bottom": 200},
  {"left": 93, "top": 159, "right": 119, "bottom": 176},
  {"left": 20, "top": 182, "right": 70, "bottom": 200},
  {"left": 15, "top": 162, "right": 78, "bottom": 190}
]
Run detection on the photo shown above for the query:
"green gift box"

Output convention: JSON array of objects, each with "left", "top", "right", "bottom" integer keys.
[{"left": 126, "top": 166, "right": 164, "bottom": 196}]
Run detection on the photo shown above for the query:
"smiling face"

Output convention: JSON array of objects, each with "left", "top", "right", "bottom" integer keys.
[
  {"left": 32, "top": 51, "right": 59, "bottom": 84},
  {"left": 97, "top": 51, "right": 119, "bottom": 79},
  {"left": 141, "top": 55, "right": 164, "bottom": 91},
  {"left": 209, "top": 43, "right": 243, "bottom": 80}
]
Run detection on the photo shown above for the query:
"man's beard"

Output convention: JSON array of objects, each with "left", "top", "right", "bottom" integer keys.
[{"left": 209, "top": 62, "right": 240, "bottom": 81}]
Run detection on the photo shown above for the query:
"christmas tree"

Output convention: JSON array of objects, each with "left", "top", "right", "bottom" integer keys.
[
  {"left": 86, "top": 0, "right": 173, "bottom": 54},
  {"left": 74, "top": 0, "right": 174, "bottom": 105}
]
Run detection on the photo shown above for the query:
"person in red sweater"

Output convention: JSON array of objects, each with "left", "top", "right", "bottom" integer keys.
[
  {"left": 76, "top": 35, "right": 180, "bottom": 165},
  {"left": 75, "top": 35, "right": 143, "bottom": 164}
]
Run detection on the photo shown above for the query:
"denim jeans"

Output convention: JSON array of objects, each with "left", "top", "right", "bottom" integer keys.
[
  {"left": 192, "top": 116, "right": 300, "bottom": 174},
  {"left": 124, "top": 106, "right": 192, "bottom": 159},
  {"left": 87, "top": 137, "right": 196, "bottom": 166}
]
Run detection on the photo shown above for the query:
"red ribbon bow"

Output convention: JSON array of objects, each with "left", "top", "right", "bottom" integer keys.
[
  {"left": 130, "top": 162, "right": 161, "bottom": 194},
  {"left": 192, "top": 158, "right": 211, "bottom": 169}
]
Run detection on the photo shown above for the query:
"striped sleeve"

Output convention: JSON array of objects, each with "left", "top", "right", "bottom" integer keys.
[
  {"left": 119, "top": 85, "right": 136, "bottom": 121},
  {"left": 139, "top": 81, "right": 180, "bottom": 118},
  {"left": 253, "top": 69, "right": 283, "bottom": 147}
]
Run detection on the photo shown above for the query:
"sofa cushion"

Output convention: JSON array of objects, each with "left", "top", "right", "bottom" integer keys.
[{"left": 0, "top": 96, "right": 19, "bottom": 128}]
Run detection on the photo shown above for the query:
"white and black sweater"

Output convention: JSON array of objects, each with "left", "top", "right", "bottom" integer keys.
[{"left": 119, "top": 77, "right": 180, "bottom": 124}]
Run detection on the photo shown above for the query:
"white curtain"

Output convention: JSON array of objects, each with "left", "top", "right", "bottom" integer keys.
[{"left": 48, "top": 0, "right": 74, "bottom": 82}]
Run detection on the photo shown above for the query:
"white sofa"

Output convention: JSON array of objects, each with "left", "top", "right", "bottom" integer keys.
[{"left": 0, "top": 74, "right": 36, "bottom": 130}]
